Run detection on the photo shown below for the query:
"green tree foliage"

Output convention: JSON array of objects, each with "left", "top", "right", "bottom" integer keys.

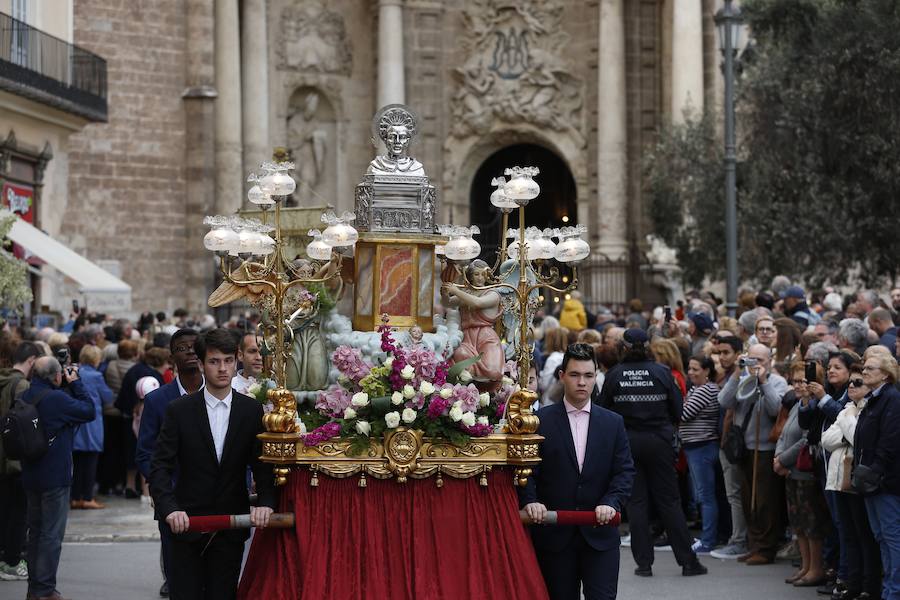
[
  {"left": 644, "top": 0, "right": 900, "bottom": 289},
  {"left": 0, "top": 213, "right": 32, "bottom": 311}
]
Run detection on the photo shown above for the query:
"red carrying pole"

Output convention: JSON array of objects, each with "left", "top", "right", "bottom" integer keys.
[
  {"left": 187, "top": 513, "right": 296, "bottom": 533},
  {"left": 519, "top": 510, "right": 621, "bottom": 527}
]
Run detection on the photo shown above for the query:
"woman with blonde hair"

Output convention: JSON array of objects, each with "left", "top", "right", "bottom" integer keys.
[
  {"left": 72, "top": 345, "right": 113, "bottom": 509},
  {"left": 651, "top": 338, "right": 687, "bottom": 395}
]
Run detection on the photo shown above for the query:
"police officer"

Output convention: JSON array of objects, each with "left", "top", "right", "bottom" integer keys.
[{"left": 598, "top": 328, "right": 707, "bottom": 577}]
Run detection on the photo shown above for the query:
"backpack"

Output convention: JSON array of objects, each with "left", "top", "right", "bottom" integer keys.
[{"left": 1, "top": 388, "right": 51, "bottom": 461}]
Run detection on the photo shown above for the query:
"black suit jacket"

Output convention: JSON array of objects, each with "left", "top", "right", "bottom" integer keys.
[
  {"left": 519, "top": 401, "right": 635, "bottom": 553},
  {"left": 149, "top": 390, "right": 275, "bottom": 538}
]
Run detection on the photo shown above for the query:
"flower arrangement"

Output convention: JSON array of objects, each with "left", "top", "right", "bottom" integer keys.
[
  {"left": 304, "top": 321, "right": 512, "bottom": 454},
  {"left": 247, "top": 378, "right": 277, "bottom": 407}
]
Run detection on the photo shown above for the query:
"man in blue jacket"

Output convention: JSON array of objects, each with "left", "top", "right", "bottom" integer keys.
[
  {"left": 21, "top": 356, "right": 95, "bottom": 600},
  {"left": 135, "top": 328, "right": 203, "bottom": 598},
  {"left": 520, "top": 343, "right": 635, "bottom": 599}
]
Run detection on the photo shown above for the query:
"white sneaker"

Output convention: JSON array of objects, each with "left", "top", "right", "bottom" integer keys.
[
  {"left": 0, "top": 560, "right": 27, "bottom": 580},
  {"left": 620, "top": 534, "right": 631, "bottom": 547}
]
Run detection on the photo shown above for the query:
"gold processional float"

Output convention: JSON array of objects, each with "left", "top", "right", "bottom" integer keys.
[{"left": 202, "top": 105, "right": 592, "bottom": 489}]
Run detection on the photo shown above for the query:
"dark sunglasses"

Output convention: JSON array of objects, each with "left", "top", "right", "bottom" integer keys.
[{"left": 849, "top": 379, "right": 865, "bottom": 388}]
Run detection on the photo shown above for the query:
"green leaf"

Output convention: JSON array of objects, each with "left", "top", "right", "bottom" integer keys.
[{"left": 447, "top": 355, "right": 482, "bottom": 382}]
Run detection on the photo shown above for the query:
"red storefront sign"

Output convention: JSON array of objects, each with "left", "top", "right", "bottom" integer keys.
[{"left": 1, "top": 181, "right": 39, "bottom": 263}]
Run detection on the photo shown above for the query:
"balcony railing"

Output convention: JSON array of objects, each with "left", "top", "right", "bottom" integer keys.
[{"left": 0, "top": 12, "right": 107, "bottom": 121}]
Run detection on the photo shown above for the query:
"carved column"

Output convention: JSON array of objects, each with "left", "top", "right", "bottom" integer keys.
[
  {"left": 377, "top": 0, "right": 406, "bottom": 107},
  {"left": 596, "top": 0, "right": 628, "bottom": 263},
  {"left": 215, "top": 0, "right": 243, "bottom": 215},
  {"left": 183, "top": 0, "right": 218, "bottom": 313},
  {"left": 671, "top": 0, "right": 705, "bottom": 123},
  {"left": 241, "top": 0, "right": 269, "bottom": 177}
]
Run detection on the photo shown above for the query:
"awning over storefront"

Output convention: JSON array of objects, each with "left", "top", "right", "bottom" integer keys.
[{"left": 5, "top": 215, "right": 132, "bottom": 312}]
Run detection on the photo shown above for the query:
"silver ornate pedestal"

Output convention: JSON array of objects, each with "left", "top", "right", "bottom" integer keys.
[{"left": 355, "top": 174, "right": 436, "bottom": 233}]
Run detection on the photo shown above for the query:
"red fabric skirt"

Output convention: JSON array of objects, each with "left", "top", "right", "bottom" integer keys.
[{"left": 238, "top": 468, "right": 549, "bottom": 600}]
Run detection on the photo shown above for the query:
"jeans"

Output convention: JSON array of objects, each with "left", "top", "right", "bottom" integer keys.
[
  {"left": 26, "top": 486, "right": 71, "bottom": 597},
  {"left": 685, "top": 441, "right": 719, "bottom": 548},
  {"left": 719, "top": 448, "right": 747, "bottom": 546},
  {"left": 865, "top": 492, "right": 900, "bottom": 600},
  {"left": 824, "top": 489, "right": 848, "bottom": 580}
]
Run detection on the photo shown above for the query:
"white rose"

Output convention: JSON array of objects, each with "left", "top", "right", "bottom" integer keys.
[
  {"left": 403, "top": 384, "right": 416, "bottom": 399},
  {"left": 401, "top": 364, "right": 416, "bottom": 380},
  {"left": 479, "top": 392, "right": 490, "bottom": 408},
  {"left": 247, "top": 383, "right": 262, "bottom": 396},
  {"left": 461, "top": 411, "right": 476, "bottom": 427},
  {"left": 355, "top": 420, "right": 371, "bottom": 436},
  {"left": 458, "top": 370, "right": 473, "bottom": 383},
  {"left": 449, "top": 405, "right": 463, "bottom": 422},
  {"left": 477, "top": 416, "right": 489, "bottom": 426},
  {"left": 385, "top": 411, "right": 401, "bottom": 429},
  {"left": 351, "top": 392, "right": 369, "bottom": 407},
  {"left": 501, "top": 376, "right": 514, "bottom": 387},
  {"left": 384, "top": 356, "right": 394, "bottom": 368},
  {"left": 402, "top": 408, "right": 417, "bottom": 424},
  {"left": 439, "top": 387, "right": 453, "bottom": 399},
  {"left": 343, "top": 407, "right": 357, "bottom": 420},
  {"left": 419, "top": 381, "right": 435, "bottom": 396},
  {"left": 391, "top": 391, "right": 404, "bottom": 405}
]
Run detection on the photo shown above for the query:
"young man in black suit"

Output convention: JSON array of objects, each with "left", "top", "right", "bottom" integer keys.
[
  {"left": 520, "top": 343, "right": 635, "bottom": 600},
  {"left": 149, "top": 328, "right": 275, "bottom": 600}
]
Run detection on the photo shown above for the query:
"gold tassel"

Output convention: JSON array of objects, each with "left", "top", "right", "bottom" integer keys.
[
  {"left": 310, "top": 465, "right": 319, "bottom": 487},
  {"left": 435, "top": 467, "right": 444, "bottom": 489},
  {"left": 359, "top": 472, "right": 367, "bottom": 488},
  {"left": 479, "top": 467, "right": 488, "bottom": 487}
]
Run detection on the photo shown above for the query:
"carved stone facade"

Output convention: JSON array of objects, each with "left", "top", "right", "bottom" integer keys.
[{"left": 59, "top": 0, "right": 725, "bottom": 316}]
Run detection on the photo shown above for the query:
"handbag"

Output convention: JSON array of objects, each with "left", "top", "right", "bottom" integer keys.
[
  {"left": 850, "top": 451, "right": 883, "bottom": 495},
  {"left": 840, "top": 453, "right": 853, "bottom": 492},
  {"left": 723, "top": 396, "right": 757, "bottom": 464},
  {"left": 796, "top": 443, "right": 814, "bottom": 472}
]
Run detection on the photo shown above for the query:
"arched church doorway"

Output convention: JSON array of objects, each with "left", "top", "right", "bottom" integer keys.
[{"left": 469, "top": 144, "right": 577, "bottom": 260}]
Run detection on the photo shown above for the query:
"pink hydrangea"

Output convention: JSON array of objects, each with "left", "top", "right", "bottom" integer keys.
[
  {"left": 453, "top": 383, "right": 481, "bottom": 413},
  {"left": 315, "top": 386, "right": 352, "bottom": 417},
  {"left": 332, "top": 346, "right": 372, "bottom": 383},
  {"left": 406, "top": 346, "right": 440, "bottom": 382}
]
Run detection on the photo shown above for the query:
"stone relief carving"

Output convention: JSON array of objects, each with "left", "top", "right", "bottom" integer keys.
[
  {"left": 279, "top": 1, "right": 352, "bottom": 75},
  {"left": 449, "top": 0, "right": 584, "bottom": 145},
  {"left": 287, "top": 88, "right": 337, "bottom": 205}
]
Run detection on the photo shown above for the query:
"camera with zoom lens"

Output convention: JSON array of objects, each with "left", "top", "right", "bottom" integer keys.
[
  {"left": 54, "top": 347, "right": 70, "bottom": 369},
  {"left": 738, "top": 357, "right": 758, "bottom": 368}
]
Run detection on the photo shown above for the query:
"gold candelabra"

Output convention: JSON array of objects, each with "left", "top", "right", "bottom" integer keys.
[
  {"left": 203, "top": 161, "right": 359, "bottom": 438},
  {"left": 440, "top": 166, "right": 591, "bottom": 484}
]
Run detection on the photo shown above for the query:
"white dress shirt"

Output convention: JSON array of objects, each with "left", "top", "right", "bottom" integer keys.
[
  {"left": 231, "top": 370, "right": 255, "bottom": 395},
  {"left": 177, "top": 374, "right": 205, "bottom": 397},
  {"left": 203, "top": 388, "right": 232, "bottom": 463}
]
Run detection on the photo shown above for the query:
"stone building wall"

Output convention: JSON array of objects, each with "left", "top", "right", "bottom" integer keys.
[{"left": 67, "top": 0, "right": 189, "bottom": 315}]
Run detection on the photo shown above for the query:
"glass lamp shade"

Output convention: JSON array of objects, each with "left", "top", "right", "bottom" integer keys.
[
  {"left": 504, "top": 170, "right": 540, "bottom": 203},
  {"left": 204, "top": 228, "right": 239, "bottom": 253},
  {"left": 259, "top": 170, "right": 296, "bottom": 196},
  {"left": 322, "top": 223, "right": 359, "bottom": 247},
  {"left": 490, "top": 186, "right": 517, "bottom": 210},
  {"left": 444, "top": 236, "right": 481, "bottom": 262},
  {"left": 256, "top": 233, "right": 275, "bottom": 255},
  {"left": 506, "top": 240, "right": 540, "bottom": 261},
  {"left": 247, "top": 184, "right": 274, "bottom": 206},
  {"left": 555, "top": 237, "right": 590, "bottom": 263},
  {"left": 532, "top": 236, "right": 557, "bottom": 260},
  {"left": 306, "top": 238, "right": 333, "bottom": 261},
  {"left": 237, "top": 230, "right": 264, "bottom": 255}
]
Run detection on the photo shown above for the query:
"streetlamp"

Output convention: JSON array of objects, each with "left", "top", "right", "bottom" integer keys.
[{"left": 715, "top": 0, "right": 743, "bottom": 317}]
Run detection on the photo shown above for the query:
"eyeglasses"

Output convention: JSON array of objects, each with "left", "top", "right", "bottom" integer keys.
[
  {"left": 849, "top": 379, "right": 865, "bottom": 388},
  {"left": 173, "top": 344, "right": 195, "bottom": 353}
]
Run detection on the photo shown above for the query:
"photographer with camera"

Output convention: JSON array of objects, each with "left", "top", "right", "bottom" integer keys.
[
  {"left": 718, "top": 344, "right": 789, "bottom": 565},
  {"left": 19, "top": 356, "right": 95, "bottom": 600}
]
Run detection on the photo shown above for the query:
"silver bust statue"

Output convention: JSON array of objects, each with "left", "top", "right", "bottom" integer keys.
[{"left": 367, "top": 104, "right": 426, "bottom": 177}]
